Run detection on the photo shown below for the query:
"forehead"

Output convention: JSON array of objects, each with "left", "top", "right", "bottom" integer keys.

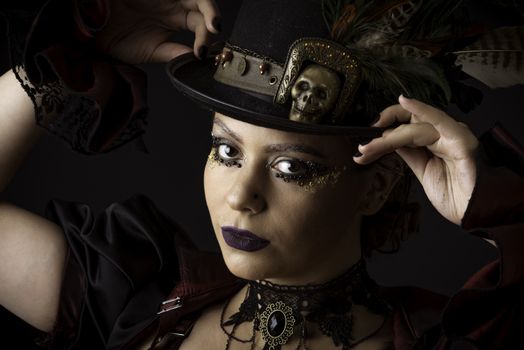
[{"left": 212, "top": 113, "right": 357, "bottom": 159}]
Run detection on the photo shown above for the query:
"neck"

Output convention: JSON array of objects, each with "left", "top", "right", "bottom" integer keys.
[
  {"left": 221, "top": 259, "right": 390, "bottom": 350},
  {"left": 266, "top": 222, "right": 363, "bottom": 286},
  {"left": 265, "top": 250, "right": 362, "bottom": 286}
]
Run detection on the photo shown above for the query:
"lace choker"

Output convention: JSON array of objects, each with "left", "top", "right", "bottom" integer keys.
[{"left": 220, "top": 259, "right": 390, "bottom": 349}]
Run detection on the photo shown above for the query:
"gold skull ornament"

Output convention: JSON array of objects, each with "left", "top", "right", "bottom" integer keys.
[{"left": 289, "top": 64, "right": 342, "bottom": 124}]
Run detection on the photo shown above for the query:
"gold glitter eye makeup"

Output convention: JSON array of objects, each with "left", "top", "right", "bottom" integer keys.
[
  {"left": 209, "top": 135, "right": 242, "bottom": 168},
  {"left": 271, "top": 158, "right": 326, "bottom": 184},
  {"left": 270, "top": 158, "right": 346, "bottom": 191}
]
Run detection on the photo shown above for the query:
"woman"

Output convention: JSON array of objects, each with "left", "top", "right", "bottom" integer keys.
[{"left": 0, "top": 0, "right": 523, "bottom": 349}]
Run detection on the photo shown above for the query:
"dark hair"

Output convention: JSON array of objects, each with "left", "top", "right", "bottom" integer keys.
[{"left": 360, "top": 156, "right": 420, "bottom": 256}]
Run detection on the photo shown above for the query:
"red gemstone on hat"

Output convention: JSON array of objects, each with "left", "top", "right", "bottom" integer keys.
[
  {"left": 214, "top": 54, "right": 222, "bottom": 66},
  {"left": 259, "top": 62, "right": 269, "bottom": 75},
  {"left": 221, "top": 50, "right": 233, "bottom": 65}
]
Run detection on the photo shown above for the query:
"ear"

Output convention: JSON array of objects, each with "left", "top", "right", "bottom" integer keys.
[{"left": 358, "top": 154, "right": 404, "bottom": 215}]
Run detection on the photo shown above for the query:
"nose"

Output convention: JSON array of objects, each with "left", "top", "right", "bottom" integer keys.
[{"left": 226, "top": 166, "right": 267, "bottom": 214}]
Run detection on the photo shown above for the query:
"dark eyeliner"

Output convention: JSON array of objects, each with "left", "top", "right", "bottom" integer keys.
[
  {"left": 273, "top": 158, "right": 329, "bottom": 186},
  {"left": 210, "top": 135, "right": 242, "bottom": 168}
]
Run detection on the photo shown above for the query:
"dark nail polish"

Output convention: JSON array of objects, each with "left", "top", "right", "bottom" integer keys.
[
  {"left": 354, "top": 151, "right": 362, "bottom": 158},
  {"left": 198, "top": 46, "right": 208, "bottom": 59},
  {"left": 360, "top": 139, "right": 372, "bottom": 146},
  {"left": 212, "top": 17, "right": 222, "bottom": 32}
]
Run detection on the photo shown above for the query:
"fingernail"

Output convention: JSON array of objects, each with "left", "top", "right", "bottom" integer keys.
[
  {"left": 198, "top": 46, "right": 208, "bottom": 59},
  {"left": 212, "top": 17, "right": 222, "bottom": 32},
  {"left": 354, "top": 151, "right": 362, "bottom": 158},
  {"left": 360, "top": 140, "right": 372, "bottom": 146}
]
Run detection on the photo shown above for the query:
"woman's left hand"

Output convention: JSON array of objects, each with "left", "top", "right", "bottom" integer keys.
[{"left": 354, "top": 95, "right": 479, "bottom": 226}]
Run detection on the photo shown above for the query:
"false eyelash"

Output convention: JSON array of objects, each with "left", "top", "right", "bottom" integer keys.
[
  {"left": 209, "top": 135, "right": 333, "bottom": 185},
  {"left": 210, "top": 135, "right": 242, "bottom": 168},
  {"left": 273, "top": 160, "right": 329, "bottom": 186}
]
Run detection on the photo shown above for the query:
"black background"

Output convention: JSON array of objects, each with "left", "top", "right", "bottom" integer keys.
[{"left": 1, "top": 0, "right": 523, "bottom": 346}]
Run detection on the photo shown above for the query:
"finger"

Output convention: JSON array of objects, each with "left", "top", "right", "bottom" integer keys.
[
  {"left": 395, "top": 147, "right": 429, "bottom": 182},
  {"left": 196, "top": 0, "right": 221, "bottom": 33},
  {"left": 398, "top": 95, "right": 456, "bottom": 129},
  {"left": 150, "top": 42, "right": 192, "bottom": 63},
  {"left": 182, "top": 0, "right": 221, "bottom": 33},
  {"left": 354, "top": 123, "right": 439, "bottom": 164},
  {"left": 186, "top": 11, "right": 211, "bottom": 58},
  {"left": 373, "top": 104, "right": 411, "bottom": 128},
  {"left": 166, "top": 8, "right": 191, "bottom": 31}
]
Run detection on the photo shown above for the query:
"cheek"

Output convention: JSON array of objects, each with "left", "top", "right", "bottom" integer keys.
[
  {"left": 275, "top": 180, "right": 363, "bottom": 247},
  {"left": 203, "top": 160, "right": 226, "bottom": 225}
]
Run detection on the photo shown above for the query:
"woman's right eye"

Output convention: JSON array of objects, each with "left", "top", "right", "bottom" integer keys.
[
  {"left": 210, "top": 136, "right": 242, "bottom": 167},
  {"left": 217, "top": 144, "right": 239, "bottom": 160}
]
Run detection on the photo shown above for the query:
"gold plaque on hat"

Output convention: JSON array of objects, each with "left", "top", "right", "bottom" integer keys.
[{"left": 275, "top": 38, "right": 361, "bottom": 124}]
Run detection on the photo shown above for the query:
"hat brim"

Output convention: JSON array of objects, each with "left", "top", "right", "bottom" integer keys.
[{"left": 166, "top": 53, "right": 384, "bottom": 138}]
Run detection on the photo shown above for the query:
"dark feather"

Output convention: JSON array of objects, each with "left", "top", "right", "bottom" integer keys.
[
  {"left": 321, "top": 0, "right": 483, "bottom": 114},
  {"left": 455, "top": 26, "right": 524, "bottom": 87},
  {"left": 349, "top": 50, "right": 452, "bottom": 118}
]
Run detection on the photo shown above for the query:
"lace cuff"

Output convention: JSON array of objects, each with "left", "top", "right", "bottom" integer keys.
[{"left": 3, "top": 0, "right": 148, "bottom": 154}]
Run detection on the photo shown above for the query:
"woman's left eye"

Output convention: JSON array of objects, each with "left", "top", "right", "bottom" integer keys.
[
  {"left": 271, "top": 158, "right": 328, "bottom": 185},
  {"left": 272, "top": 159, "right": 307, "bottom": 175}
]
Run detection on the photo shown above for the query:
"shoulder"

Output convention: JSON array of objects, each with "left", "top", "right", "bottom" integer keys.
[
  {"left": 45, "top": 194, "right": 198, "bottom": 349},
  {"left": 46, "top": 194, "right": 191, "bottom": 287}
]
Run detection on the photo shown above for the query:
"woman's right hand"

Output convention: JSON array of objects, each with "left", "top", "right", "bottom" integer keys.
[{"left": 95, "top": 0, "right": 220, "bottom": 64}]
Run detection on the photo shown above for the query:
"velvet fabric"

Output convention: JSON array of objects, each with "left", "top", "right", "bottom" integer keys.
[
  {"left": 1, "top": 0, "right": 148, "bottom": 154},
  {"left": 39, "top": 125, "right": 524, "bottom": 350},
  {"left": 45, "top": 195, "right": 182, "bottom": 349}
]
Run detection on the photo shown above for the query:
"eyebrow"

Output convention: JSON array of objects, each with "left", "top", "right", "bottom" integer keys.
[
  {"left": 264, "top": 144, "right": 326, "bottom": 158},
  {"left": 213, "top": 118, "right": 326, "bottom": 159},
  {"left": 213, "top": 118, "right": 242, "bottom": 144}
]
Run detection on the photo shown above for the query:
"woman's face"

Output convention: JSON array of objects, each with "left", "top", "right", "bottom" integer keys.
[{"left": 204, "top": 113, "right": 377, "bottom": 285}]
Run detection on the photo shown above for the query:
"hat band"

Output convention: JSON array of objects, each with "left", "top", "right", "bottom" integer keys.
[
  {"left": 213, "top": 38, "right": 362, "bottom": 126},
  {"left": 213, "top": 46, "right": 284, "bottom": 97}
]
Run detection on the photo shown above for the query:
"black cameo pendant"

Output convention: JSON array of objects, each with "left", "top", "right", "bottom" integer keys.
[
  {"left": 259, "top": 301, "right": 295, "bottom": 349},
  {"left": 221, "top": 260, "right": 390, "bottom": 350}
]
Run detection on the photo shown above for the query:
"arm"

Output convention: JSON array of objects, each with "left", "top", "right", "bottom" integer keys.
[
  {"left": 356, "top": 97, "right": 524, "bottom": 346},
  {"left": 355, "top": 95, "right": 479, "bottom": 226},
  {"left": 0, "top": 69, "right": 67, "bottom": 332},
  {"left": 0, "top": 0, "right": 219, "bottom": 334},
  {"left": 460, "top": 125, "right": 524, "bottom": 284}
]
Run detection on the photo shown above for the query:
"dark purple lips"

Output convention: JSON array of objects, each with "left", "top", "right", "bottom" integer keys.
[{"left": 221, "top": 226, "right": 270, "bottom": 252}]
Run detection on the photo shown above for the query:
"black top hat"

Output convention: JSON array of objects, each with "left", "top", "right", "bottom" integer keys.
[{"left": 166, "top": 0, "right": 490, "bottom": 137}]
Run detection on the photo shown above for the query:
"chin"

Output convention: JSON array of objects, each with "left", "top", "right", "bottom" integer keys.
[{"left": 220, "top": 247, "right": 279, "bottom": 281}]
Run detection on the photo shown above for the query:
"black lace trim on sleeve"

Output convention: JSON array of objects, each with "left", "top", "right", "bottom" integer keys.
[{"left": 2, "top": 0, "right": 148, "bottom": 154}]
